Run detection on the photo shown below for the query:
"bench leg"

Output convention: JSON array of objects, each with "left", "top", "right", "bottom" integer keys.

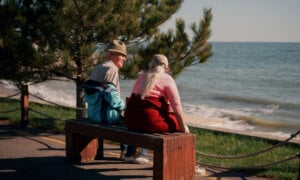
[
  {"left": 66, "top": 132, "right": 99, "bottom": 162},
  {"left": 153, "top": 134, "right": 196, "bottom": 180}
]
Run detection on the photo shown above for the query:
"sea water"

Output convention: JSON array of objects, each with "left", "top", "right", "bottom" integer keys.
[
  {"left": 2, "top": 42, "right": 300, "bottom": 139},
  {"left": 175, "top": 42, "right": 300, "bottom": 136}
]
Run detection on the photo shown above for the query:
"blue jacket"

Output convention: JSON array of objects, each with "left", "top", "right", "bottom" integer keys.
[{"left": 83, "top": 81, "right": 125, "bottom": 124}]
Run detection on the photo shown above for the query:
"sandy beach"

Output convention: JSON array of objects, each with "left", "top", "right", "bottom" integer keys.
[
  {"left": 0, "top": 85, "right": 19, "bottom": 97},
  {"left": 1, "top": 85, "right": 299, "bottom": 144}
]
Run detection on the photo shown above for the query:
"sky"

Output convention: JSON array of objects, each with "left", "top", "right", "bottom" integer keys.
[{"left": 160, "top": 0, "right": 300, "bottom": 42}]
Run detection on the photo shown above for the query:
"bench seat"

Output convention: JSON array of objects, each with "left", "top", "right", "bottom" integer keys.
[{"left": 65, "top": 119, "right": 195, "bottom": 180}]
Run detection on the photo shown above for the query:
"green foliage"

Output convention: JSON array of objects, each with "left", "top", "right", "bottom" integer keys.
[{"left": 0, "top": 0, "right": 64, "bottom": 87}]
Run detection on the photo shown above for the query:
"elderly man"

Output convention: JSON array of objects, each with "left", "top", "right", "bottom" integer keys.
[{"left": 88, "top": 39, "right": 149, "bottom": 164}]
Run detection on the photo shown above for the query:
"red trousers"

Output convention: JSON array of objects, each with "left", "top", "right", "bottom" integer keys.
[{"left": 124, "top": 94, "right": 180, "bottom": 133}]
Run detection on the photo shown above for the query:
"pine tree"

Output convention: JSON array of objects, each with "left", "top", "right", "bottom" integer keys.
[{"left": 1, "top": 0, "right": 213, "bottom": 120}]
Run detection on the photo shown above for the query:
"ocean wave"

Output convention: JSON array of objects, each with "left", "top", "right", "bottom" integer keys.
[
  {"left": 222, "top": 113, "right": 300, "bottom": 129},
  {"left": 212, "top": 94, "right": 300, "bottom": 110},
  {"left": 183, "top": 103, "right": 300, "bottom": 139}
]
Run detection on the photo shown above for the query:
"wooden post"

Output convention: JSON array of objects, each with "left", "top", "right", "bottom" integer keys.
[{"left": 21, "top": 84, "right": 29, "bottom": 127}]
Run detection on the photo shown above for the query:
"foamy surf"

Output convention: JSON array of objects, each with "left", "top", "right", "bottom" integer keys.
[{"left": 183, "top": 103, "right": 300, "bottom": 142}]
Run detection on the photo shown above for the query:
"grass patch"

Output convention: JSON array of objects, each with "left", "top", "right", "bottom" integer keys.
[
  {"left": 0, "top": 97, "right": 75, "bottom": 132},
  {"left": 190, "top": 127, "right": 299, "bottom": 180},
  {"left": 0, "top": 97, "right": 299, "bottom": 179}
]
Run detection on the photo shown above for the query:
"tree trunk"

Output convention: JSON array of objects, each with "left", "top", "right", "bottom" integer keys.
[{"left": 76, "top": 78, "right": 86, "bottom": 119}]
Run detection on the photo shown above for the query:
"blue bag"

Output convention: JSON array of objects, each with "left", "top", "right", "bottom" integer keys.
[{"left": 83, "top": 80, "right": 125, "bottom": 124}]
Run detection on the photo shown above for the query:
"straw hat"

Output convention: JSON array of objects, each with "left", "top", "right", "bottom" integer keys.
[{"left": 107, "top": 39, "right": 127, "bottom": 56}]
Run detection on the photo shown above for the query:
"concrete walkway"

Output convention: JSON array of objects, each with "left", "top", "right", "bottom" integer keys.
[{"left": 0, "top": 123, "right": 270, "bottom": 180}]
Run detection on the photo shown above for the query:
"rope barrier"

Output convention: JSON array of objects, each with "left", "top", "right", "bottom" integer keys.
[
  {"left": 28, "top": 92, "right": 85, "bottom": 110},
  {"left": 0, "top": 88, "right": 84, "bottom": 111},
  {"left": 196, "top": 153, "right": 300, "bottom": 170},
  {"left": 197, "top": 130, "right": 300, "bottom": 159},
  {"left": 29, "top": 108, "right": 62, "bottom": 121},
  {"left": 1, "top": 91, "right": 21, "bottom": 98},
  {"left": 0, "top": 91, "right": 21, "bottom": 115},
  {"left": 0, "top": 108, "right": 21, "bottom": 113}
]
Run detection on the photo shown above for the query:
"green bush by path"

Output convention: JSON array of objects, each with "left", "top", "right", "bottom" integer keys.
[{"left": 0, "top": 98, "right": 299, "bottom": 179}]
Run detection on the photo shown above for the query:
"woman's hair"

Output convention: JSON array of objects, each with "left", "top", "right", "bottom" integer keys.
[{"left": 136, "top": 54, "right": 168, "bottom": 99}]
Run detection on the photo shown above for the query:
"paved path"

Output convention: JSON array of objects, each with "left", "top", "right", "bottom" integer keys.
[{"left": 0, "top": 123, "right": 270, "bottom": 180}]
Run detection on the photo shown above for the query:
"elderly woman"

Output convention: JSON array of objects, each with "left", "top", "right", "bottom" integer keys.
[
  {"left": 124, "top": 54, "right": 188, "bottom": 133},
  {"left": 122, "top": 54, "right": 189, "bottom": 163}
]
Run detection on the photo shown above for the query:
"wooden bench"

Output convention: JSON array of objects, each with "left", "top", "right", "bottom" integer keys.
[{"left": 65, "top": 119, "right": 196, "bottom": 180}]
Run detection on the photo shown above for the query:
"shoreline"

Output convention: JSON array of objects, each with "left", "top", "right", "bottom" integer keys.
[
  {"left": 184, "top": 114, "right": 300, "bottom": 144},
  {"left": 1, "top": 85, "right": 299, "bottom": 144}
]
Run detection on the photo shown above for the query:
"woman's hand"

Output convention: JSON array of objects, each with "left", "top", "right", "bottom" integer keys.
[{"left": 184, "top": 124, "right": 190, "bottom": 133}]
